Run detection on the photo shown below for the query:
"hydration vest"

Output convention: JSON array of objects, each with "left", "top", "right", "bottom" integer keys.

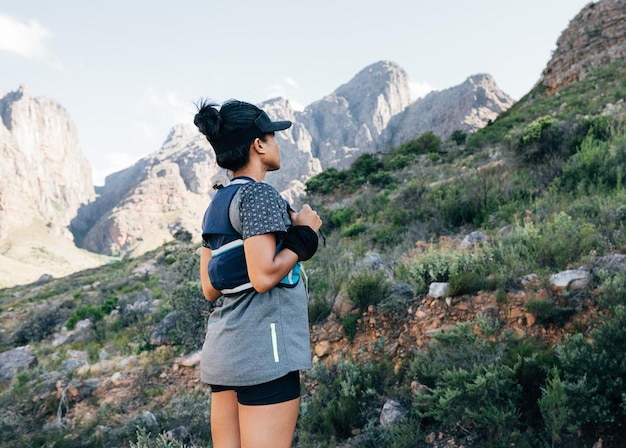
[{"left": 201, "top": 177, "right": 302, "bottom": 296}]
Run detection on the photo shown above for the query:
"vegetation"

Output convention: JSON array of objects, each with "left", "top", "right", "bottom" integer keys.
[{"left": 0, "top": 60, "right": 625, "bottom": 447}]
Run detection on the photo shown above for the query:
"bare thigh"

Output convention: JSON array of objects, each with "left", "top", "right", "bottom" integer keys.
[
  {"left": 238, "top": 397, "right": 300, "bottom": 448},
  {"left": 211, "top": 390, "right": 241, "bottom": 448}
]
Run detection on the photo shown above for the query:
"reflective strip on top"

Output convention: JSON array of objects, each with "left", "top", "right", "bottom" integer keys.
[{"left": 211, "top": 239, "right": 244, "bottom": 257}]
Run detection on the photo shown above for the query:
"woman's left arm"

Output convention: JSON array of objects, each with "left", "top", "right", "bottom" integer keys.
[
  {"left": 244, "top": 233, "right": 299, "bottom": 293},
  {"left": 200, "top": 246, "right": 224, "bottom": 302}
]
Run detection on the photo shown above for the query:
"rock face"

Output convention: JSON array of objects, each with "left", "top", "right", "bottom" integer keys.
[
  {"left": 71, "top": 124, "right": 219, "bottom": 256},
  {"left": 386, "top": 74, "right": 514, "bottom": 148},
  {"left": 0, "top": 86, "right": 95, "bottom": 242},
  {"left": 540, "top": 0, "right": 626, "bottom": 93},
  {"left": 299, "top": 61, "right": 412, "bottom": 169},
  {"left": 71, "top": 61, "right": 513, "bottom": 256}
]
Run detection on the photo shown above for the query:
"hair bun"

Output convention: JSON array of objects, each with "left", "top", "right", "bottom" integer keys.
[{"left": 194, "top": 100, "right": 221, "bottom": 139}]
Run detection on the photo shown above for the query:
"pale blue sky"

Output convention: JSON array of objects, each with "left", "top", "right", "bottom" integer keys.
[{"left": 0, "top": 0, "right": 591, "bottom": 185}]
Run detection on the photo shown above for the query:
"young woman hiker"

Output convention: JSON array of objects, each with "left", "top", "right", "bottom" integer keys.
[{"left": 194, "top": 99, "right": 322, "bottom": 448}]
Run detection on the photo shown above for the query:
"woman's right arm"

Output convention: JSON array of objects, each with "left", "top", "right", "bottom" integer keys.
[{"left": 200, "top": 246, "right": 222, "bottom": 302}]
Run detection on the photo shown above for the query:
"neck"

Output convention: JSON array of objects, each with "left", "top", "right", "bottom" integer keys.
[{"left": 232, "top": 165, "right": 266, "bottom": 182}]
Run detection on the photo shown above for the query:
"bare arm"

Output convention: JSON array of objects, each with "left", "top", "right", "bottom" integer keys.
[
  {"left": 244, "top": 234, "right": 299, "bottom": 293},
  {"left": 200, "top": 246, "right": 223, "bottom": 302},
  {"left": 245, "top": 203, "right": 322, "bottom": 293}
]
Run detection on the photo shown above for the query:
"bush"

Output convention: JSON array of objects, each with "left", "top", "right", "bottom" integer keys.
[
  {"left": 169, "top": 282, "right": 214, "bottom": 351},
  {"left": 299, "top": 359, "right": 384, "bottom": 441},
  {"left": 416, "top": 362, "right": 521, "bottom": 440},
  {"left": 345, "top": 271, "right": 390, "bottom": 310},
  {"left": 555, "top": 305, "right": 626, "bottom": 438},
  {"left": 559, "top": 133, "right": 626, "bottom": 194},
  {"left": 449, "top": 129, "right": 467, "bottom": 145},
  {"left": 397, "top": 131, "right": 442, "bottom": 156},
  {"left": 404, "top": 238, "right": 491, "bottom": 294}
]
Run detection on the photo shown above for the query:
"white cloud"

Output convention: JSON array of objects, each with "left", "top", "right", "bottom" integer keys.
[
  {"left": 141, "top": 88, "right": 194, "bottom": 124},
  {"left": 92, "top": 152, "right": 140, "bottom": 186},
  {"left": 409, "top": 81, "right": 436, "bottom": 100},
  {"left": 0, "top": 14, "right": 52, "bottom": 59},
  {"left": 284, "top": 76, "right": 299, "bottom": 88}
]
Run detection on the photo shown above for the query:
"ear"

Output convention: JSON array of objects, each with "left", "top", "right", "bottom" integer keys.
[{"left": 251, "top": 137, "right": 265, "bottom": 154}]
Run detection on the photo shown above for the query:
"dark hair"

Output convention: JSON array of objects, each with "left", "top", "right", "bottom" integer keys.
[{"left": 194, "top": 99, "right": 268, "bottom": 171}]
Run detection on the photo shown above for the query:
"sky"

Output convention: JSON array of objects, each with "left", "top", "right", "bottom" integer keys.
[{"left": 0, "top": 0, "right": 592, "bottom": 186}]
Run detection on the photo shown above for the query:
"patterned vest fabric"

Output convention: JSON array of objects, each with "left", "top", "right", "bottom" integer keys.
[{"left": 201, "top": 177, "right": 301, "bottom": 296}]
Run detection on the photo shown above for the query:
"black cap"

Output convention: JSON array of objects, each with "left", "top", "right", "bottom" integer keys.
[{"left": 210, "top": 111, "right": 292, "bottom": 154}]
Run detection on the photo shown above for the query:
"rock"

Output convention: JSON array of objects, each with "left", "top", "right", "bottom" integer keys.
[
  {"left": 386, "top": 283, "right": 414, "bottom": 305},
  {"left": 460, "top": 230, "right": 487, "bottom": 250},
  {"left": 540, "top": 0, "right": 626, "bottom": 94},
  {"left": 520, "top": 274, "right": 539, "bottom": 287},
  {"left": 380, "top": 399, "right": 407, "bottom": 428},
  {"left": 332, "top": 291, "right": 355, "bottom": 318},
  {"left": 110, "top": 372, "right": 123, "bottom": 386},
  {"left": 175, "top": 351, "right": 202, "bottom": 367},
  {"left": 166, "top": 426, "right": 191, "bottom": 444},
  {"left": 150, "top": 311, "right": 183, "bottom": 346},
  {"left": 61, "top": 358, "right": 88, "bottom": 373},
  {"left": 314, "top": 341, "right": 331, "bottom": 358},
  {"left": 428, "top": 282, "right": 449, "bottom": 299},
  {"left": 592, "top": 254, "right": 626, "bottom": 275},
  {"left": 550, "top": 269, "right": 590, "bottom": 289},
  {"left": 35, "top": 274, "right": 54, "bottom": 284},
  {"left": 0, "top": 346, "right": 38, "bottom": 383}
]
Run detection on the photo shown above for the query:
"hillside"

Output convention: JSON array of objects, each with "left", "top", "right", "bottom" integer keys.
[
  {"left": 1, "top": 1, "right": 626, "bottom": 447},
  {"left": 1, "top": 51, "right": 625, "bottom": 447}
]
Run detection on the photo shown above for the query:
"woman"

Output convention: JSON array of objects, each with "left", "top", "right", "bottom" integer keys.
[{"left": 194, "top": 99, "right": 322, "bottom": 448}]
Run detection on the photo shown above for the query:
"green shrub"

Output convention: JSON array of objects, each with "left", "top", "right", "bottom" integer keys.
[
  {"left": 416, "top": 362, "right": 521, "bottom": 440},
  {"left": 525, "top": 299, "right": 555, "bottom": 323},
  {"left": 159, "top": 391, "right": 213, "bottom": 446},
  {"left": 597, "top": 270, "right": 626, "bottom": 308},
  {"left": 538, "top": 367, "right": 568, "bottom": 447},
  {"left": 345, "top": 271, "right": 390, "bottom": 309},
  {"left": 299, "top": 359, "right": 383, "bottom": 441},
  {"left": 556, "top": 305, "right": 626, "bottom": 437},
  {"left": 559, "top": 133, "right": 626, "bottom": 194},
  {"left": 341, "top": 314, "right": 359, "bottom": 342},
  {"left": 405, "top": 238, "right": 491, "bottom": 294},
  {"left": 340, "top": 222, "right": 367, "bottom": 238},
  {"left": 397, "top": 131, "right": 442, "bottom": 156},
  {"left": 409, "top": 322, "right": 506, "bottom": 385},
  {"left": 329, "top": 207, "right": 356, "bottom": 229},
  {"left": 169, "top": 282, "right": 213, "bottom": 351},
  {"left": 449, "top": 129, "right": 467, "bottom": 145},
  {"left": 130, "top": 427, "right": 188, "bottom": 448},
  {"left": 306, "top": 167, "right": 347, "bottom": 194},
  {"left": 66, "top": 304, "right": 104, "bottom": 330}
]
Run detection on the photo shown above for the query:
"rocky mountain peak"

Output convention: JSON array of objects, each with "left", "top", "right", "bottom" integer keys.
[
  {"left": 0, "top": 87, "right": 94, "bottom": 242},
  {"left": 540, "top": 0, "right": 626, "bottom": 93},
  {"left": 386, "top": 73, "right": 514, "bottom": 148}
]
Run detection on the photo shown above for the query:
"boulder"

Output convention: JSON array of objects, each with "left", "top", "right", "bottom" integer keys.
[{"left": 0, "top": 346, "right": 38, "bottom": 383}]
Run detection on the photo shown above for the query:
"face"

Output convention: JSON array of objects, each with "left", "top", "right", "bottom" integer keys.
[{"left": 262, "top": 132, "right": 281, "bottom": 172}]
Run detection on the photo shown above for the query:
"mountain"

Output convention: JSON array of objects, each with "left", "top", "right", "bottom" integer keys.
[
  {"left": 540, "top": 0, "right": 626, "bottom": 94},
  {"left": 2, "top": 2, "right": 626, "bottom": 446},
  {"left": 71, "top": 61, "right": 513, "bottom": 257},
  {"left": 0, "top": 87, "right": 109, "bottom": 288}
]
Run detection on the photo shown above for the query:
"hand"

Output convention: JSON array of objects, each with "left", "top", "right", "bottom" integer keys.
[{"left": 289, "top": 204, "right": 322, "bottom": 232}]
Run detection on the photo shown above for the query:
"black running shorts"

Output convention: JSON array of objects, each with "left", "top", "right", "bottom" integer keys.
[{"left": 209, "top": 371, "right": 300, "bottom": 406}]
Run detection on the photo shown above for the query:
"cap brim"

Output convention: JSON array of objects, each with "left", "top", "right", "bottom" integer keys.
[{"left": 255, "top": 111, "right": 292, "bottom": 133}]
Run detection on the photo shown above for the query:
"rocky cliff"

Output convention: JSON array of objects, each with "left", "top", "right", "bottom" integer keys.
[
  {"left": 73, "top": 61, "right": 513, "bottom": 256},
  {"left": 540, "top": 0, "right": 626, "bottom": 93},
  {"left": 0, "top": 86, "right": 95, "bottom": 241},
  {"left": 70, "top": 124, "right": 219, "bottom": 257},
  {"left": 386, "top": 73, "right": 514, "bottom": 148},
  {"left": 0, "top": 87, "right": 106, "bottom": 287}
]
